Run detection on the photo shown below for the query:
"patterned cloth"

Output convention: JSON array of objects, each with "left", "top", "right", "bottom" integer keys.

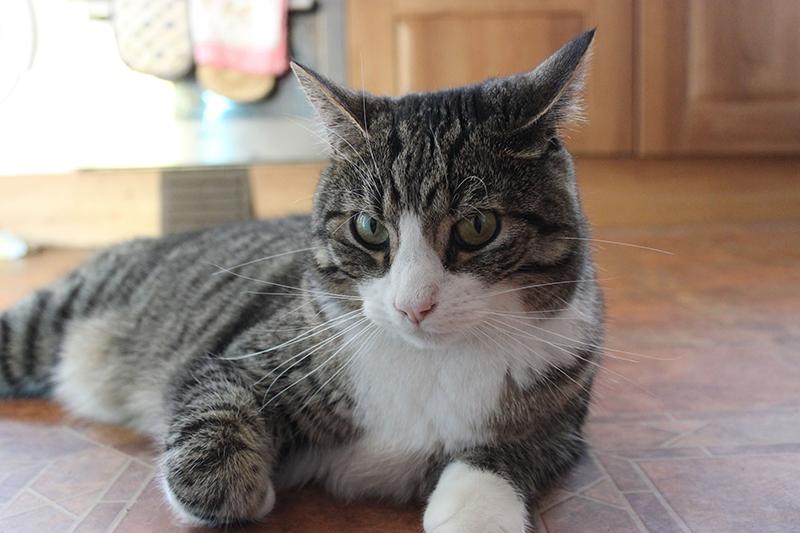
[{"left": 112, "top": 0, "right": 193, "bottom": 80}]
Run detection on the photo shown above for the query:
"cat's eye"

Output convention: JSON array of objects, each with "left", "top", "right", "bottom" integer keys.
[
  {"left": 352, "top": 213, "right": 389, "bottom": 250},
  {"left": 454, "top": 211, "right": 499, "bottom": 250}
]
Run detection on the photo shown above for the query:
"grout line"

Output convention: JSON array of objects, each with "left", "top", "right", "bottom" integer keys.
[
  {"left": 0, "top": 460, "right": 52, "bottom": 517},
  {"left": 27, "top": 488, "right": 81, "bottom": 519},
  {"left": 105, "top": 471, "right": 155, "bottom": 533},
  {"left": 575, "top": 493, "right": 628, "bottom": 512},
  {"left": 66, "top": 458, "right": 133, "bottom": 533},
  {"left": 63, "top": 425, "right": 154, "bottom": 469},
  {"left": 658, "top": 421, "right": 709, "bottom": 448},
  {"left": 631, "top": 462, "right": 692, "bottom": 533},
  {"left": 589, "top": 452, "right": 650, "bottom": 533}
]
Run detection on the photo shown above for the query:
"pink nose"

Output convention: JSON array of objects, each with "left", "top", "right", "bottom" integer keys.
[{"left": 395, "top": 300, "right": 436, "bottom": 325}]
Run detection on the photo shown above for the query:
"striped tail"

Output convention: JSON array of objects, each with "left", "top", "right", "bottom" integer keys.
[{"left": 0, "top": 274, "right": 83, "bottom": 397}]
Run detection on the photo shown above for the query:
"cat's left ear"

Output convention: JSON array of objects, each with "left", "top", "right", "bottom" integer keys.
[
  {"left": 484, "top": 29, "right": 595, "bottom": 146},
  {"left": 291, "top": 61, "right": 371, "bottom": 154}
]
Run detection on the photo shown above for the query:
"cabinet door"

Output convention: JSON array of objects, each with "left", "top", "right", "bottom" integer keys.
[
  {"left": 639, "top": 0, "right": 800, "bottom": 155},
  {"left": 348, "top": 0, "right": 634, "bottom": 155}
]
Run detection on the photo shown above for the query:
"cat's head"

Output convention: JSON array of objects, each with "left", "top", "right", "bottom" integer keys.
[{"left": 296, "top": 30, "right": 595, "bottom": 349}]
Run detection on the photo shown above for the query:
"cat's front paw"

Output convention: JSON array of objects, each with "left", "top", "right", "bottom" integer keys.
[
  {"left": 423, "top": 462, "right": 529, "bottom": 533},
  {"left": 160, "top": 416, "right": 276, "bottom": 526}
]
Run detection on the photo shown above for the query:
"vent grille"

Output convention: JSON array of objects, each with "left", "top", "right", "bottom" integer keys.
[{"left": 161, "top": 168, "right": 252, "bottom": 234}]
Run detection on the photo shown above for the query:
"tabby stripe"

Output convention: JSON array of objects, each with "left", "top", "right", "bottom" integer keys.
[
  {"left": 507, "top": 211, "right": 571, "bottom": 235},
  {"left": 206, "top": 295, "right": 271, "bottom": 358},
  {"left": 52, "top": 280, "right": 84, "bottom": 336},
  {"left": 422, "top": 181, "right": 439, "bottom": 210},
  {"left": 316, "top": 265, "right": 358, "bottom": 280},
  {"left": 80, "top": 257, "right": 122, "bottom": 313},
  {"left": 323, "top": 210, "right": 346, "bottom": 226},
  {"left": 22, "top": 291, "right": 49, "bottom": 378},
  {"left": 514, "top": 250, "right": 576, "bottom": 275},
  {"left": 0, "top": 316, "right": 20, "bottom": 389}
]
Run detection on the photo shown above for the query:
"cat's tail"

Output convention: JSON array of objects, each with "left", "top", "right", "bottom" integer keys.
[{"left": 0, "top": 274, "right": 84, "bottom": 398}]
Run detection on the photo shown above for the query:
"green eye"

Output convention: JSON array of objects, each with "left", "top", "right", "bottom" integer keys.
[
  {"left": 352, "top": 213, "right": 389, "bottom": 249},
  {"left": 454, "top": 211, "right": 499, "bottom": 250}
]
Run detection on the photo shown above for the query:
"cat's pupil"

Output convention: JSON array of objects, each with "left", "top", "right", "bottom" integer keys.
[
  {"left": 369, "top": 219, "right": 378, "bottom": 234},
  {"left": 473, "top": 215, "right": 483, "bottom": 233}
]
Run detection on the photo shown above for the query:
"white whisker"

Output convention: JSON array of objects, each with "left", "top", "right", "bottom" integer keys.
[
  {"left": 557, "top": 237, "right": 674, "bottom": 256},
  {"left": 213, "top": 247, "right": 320, "bottom": 275}
]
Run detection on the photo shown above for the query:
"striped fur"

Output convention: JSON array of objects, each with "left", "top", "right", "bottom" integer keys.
[{"left": 1, "top": 31, "right": 603, "bottom": 531}]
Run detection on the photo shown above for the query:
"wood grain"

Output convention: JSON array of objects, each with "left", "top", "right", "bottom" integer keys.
[
  {"left": 638, "top": 0, "right": 800, "bottom": 155},
  {"left": 0, "top": 171, "right": 161, "bottom": 247},
  {"left": 348, "top": 0, "right": 634, "bottom": 155}
]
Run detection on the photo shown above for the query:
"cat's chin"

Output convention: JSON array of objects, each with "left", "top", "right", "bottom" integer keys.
[{"left": 387, "top": 327, "right": 464, "bottom": 350}]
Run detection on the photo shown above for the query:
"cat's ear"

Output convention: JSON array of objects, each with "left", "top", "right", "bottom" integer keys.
[
  {"left": 291, "top": 61, "right": 370, "bottom": 153},
  {"left": 484, "top": 29, "right": 595, "bottom": 146}
]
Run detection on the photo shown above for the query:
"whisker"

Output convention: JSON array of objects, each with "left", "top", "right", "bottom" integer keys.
[
  {"left": 212, "top": 263, "right": 363, "bottom": 301},
  {"left": 212, "top": 247, "right": 320, "bottom": 275},
  {"left": 452, "top": 278, "right": 601, "bottom": 306},
  {"left": 222, "top": 310, "right": 362, "bottom": 361},
  {"left": 262, "top": 318, "right": 373, "bottom": 408},
  {"left": 557, "top": 237, "right": 674, "bottom": 256},
  {"left": 299, "top": 324, "right": 380, "bottom": 409},
  {"left": 485, "top": 317, "right": 657, "bottom": 398},
  {"left": 481, "top": 321, "right": 592, "bottom": 394},
  {"left": 496, "top": 313, "right": 673, "bottom": 362},
  {"left": 255, "top": 317, "right": 371, "bottom": 411}
]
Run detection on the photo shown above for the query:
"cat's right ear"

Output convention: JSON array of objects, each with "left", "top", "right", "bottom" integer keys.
[{"left": 291, "top": 61, "right": 370, "bottom": 154}]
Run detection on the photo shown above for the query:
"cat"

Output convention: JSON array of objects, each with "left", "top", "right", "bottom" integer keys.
[{"left": 0, "top": 30, "right": 603, "bottom": 532}]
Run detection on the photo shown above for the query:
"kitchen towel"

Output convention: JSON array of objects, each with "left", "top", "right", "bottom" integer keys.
[{"left": 190, "top": 0, "right": 289, "bottom": 102}]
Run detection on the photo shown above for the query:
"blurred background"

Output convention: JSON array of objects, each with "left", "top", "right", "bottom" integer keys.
[
  {"left": 1, "top": 2, "right": 800, "bottom": 532},
  {"left": 0, "top": 0, "right": 797, "bottom": 252}
]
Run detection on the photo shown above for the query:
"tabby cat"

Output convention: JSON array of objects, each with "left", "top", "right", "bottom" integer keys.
[{"left": 0, "top": 30, "right": 603, "bottom": 532}]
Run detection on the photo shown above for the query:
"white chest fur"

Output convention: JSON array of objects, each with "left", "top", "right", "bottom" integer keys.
[{"left": 278, "top": 302, "right": 588, "bottom": 501}]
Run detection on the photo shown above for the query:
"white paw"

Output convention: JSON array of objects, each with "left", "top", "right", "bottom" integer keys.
[{"left": 423, "top": 462, "right": 529, "bottom": 533}]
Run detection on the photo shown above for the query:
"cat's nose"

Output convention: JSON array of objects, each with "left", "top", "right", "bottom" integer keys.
[{"left": 395, "top": 299, "right": 436, "bottom": 325}]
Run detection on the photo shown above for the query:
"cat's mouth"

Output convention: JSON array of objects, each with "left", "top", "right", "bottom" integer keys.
[{"left": 387, "top": 320, "right": 466, "bottom": 349}]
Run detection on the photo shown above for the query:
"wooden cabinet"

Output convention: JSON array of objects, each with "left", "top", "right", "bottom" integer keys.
[
  {"left": 348, "top": 0, "right": 800, "bottom": 156},
  {"left": 347, "top": 0, "right": 634, "bottom": 155},
  {"left": 638, "top": 0, "right": 800, "bottom": 155}
]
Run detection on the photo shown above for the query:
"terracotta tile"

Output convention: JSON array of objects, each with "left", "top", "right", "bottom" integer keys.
[
  {"left": 102, "top": 461, "right": 153, "bottom": 502},
  {"left": 604, "top": 447, "right": 706, "bottom": 460},
  {"left": 640, "top": 455, "right": 800, "bottom": 532},
  {"left": 707, "top": 442, "right": 800, "bottom": 456},
  {"left": 586, "top": 420, "right": 676, "bottom": 450},
  {"left": 0, "top": 504, "right": 76, "bottom": 533},
  {"left": 667, "top": 410, "right": 800, "bottom": 447},
  {"left": 541, "top": 496, "right": 639, "bottom": 533},
  {"left": 70, "top": 421, "right": 156, "bottom": 463},
  {"left": 0, "top": 489, "right": 50, "bottom": 518},
  {"left": 537, "top": 488, "right": 573, "bottom": 512},
  {"left": 31, "top": 447, "right": 127, "bottom": 506},
  {"left": 58, "top": 488, "right": 105, "bottom": 516},
  {"left": 625, "top": 492, "right": 683, "bottom": 533},
  {"left": 581, "top": 479, "right": 626, "bottom": 508},
  {"left": 559, "top": 454, "right": 604, "bottom": 492},
  {"left": 594, "top": 454, "right": 648, "bottom": 492},
  {"left": 0, "top": 400, "right": 65, "bottom": 424},
  {"left": 0, "top": 423, "right": 94, "bottom": 463},
  {"left": 257, "top": 487, "right": 422, "bottom": 533},
  {"left": 0, "top": 463, "right": 46, "bottom": 506},
  {"left": 114, "top": 479, "right": 189, "bottom": 533},
  {"left": 74, "top": 502, "right": 125, "bottom": 533}
]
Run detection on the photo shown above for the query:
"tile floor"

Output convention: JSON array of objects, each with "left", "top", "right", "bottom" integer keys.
[{"left": 1, "top": 222, "right": 799, "bottom": 532}]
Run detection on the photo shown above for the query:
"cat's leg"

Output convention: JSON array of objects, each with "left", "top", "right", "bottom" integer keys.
[
  {"left": 160, "top": 359, "right": 281, "bottom": 526},
  {"left": 423, "top": 431, "right": 585, "bottom": 533}
]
